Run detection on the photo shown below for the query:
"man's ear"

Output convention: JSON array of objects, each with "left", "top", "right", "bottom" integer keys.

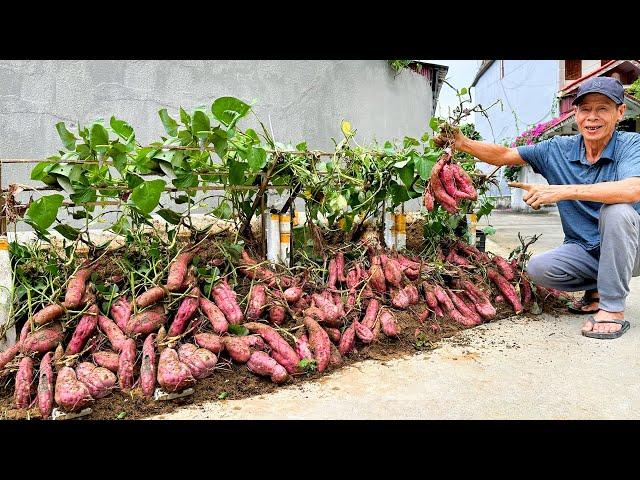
[{"left": 618, "top": 103, "right": 626, "bottom": 119}]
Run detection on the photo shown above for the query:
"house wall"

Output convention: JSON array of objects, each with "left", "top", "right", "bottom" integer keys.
[{"left": 0, "top": 60, "right": 436, "bottom": 229}]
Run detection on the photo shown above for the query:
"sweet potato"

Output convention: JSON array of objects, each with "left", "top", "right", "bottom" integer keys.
[
  {"left": 447, "top": 289, "right": 481, "bottom": 325},
  {"left": 338, "top": 322, "right": 357, "bottom": 356},
  {"left": 53, "top": 344, "right": 64, "bottom": 369},
  {"left": 520, "top": 273, "right": 533, "bottom": 308},
  {"left": 14, "top": 357, "right": 34, "bottom": 409},
  {"left": 178, "top": 343, "right": 217, "bottom": 379},
  {"left": 418, "top": 308, "right": 430, "bottom": 324},
  {"left": 451, "top": 163, "right": 477, "bottom": 200},
  {"left": 244, "top": 322, "right": 301, "bottom": 374},
  {"left": 168, "top": 287, "right": 200, "bottom": 337},
  {"left": 391, "top": 288, "right": 411, "bottom": 309},
  {"left": 21, "top": 323, "right": 64, "bottom": 354},
  {"left": 242, "top": 334, "right": 267, "bottom": 351},
  {"left": 92, "top": 351, "right": 120, "bottom": 372},
  {"left": 118, "top": 338, "right": 136, "bottom": 390},
  {"left": 63, "top": 267, "right": 93, "bottom": 309},
  {"left": 135, "top": 286, "right": 167, "bottom": 309},
  {"left": 440, "top": 163, "right": 459, "bottom": 198},
  {"left": 354, "top": 319, "right": 374, "bottom": 344},
  {"left": 380, "top": 255, "right": 403, "bottom": 288},
  {"left": 327, "top": 258, "right": 338, "bottom": 289},
  {"left": 157, "top": 348, "right": 196, "bottom": 393},
  {"left": 329, "top": 342, "right": 343, "bottom": 367},
  {"left": 361, "top": 299, "right": 380, "bottom": 329},
  {"left": 379, "top": 309, "right": 400, "bottom": 337},
  {"left": 0, "top": 342, "right": 20, "bottom": 369},
  {"left": 291, "top": 294, "right": 310, "bottom": 312},
  {"left": 430, "top": 154, "right": 458, "bottom": 213},
  {"left": 422, "top": 283, "right": 439, "bottom": 311},
  {"left": 199, "top": 296, "right": 229, "bottom": 334},
  {"left": 269, "top": 304, "right": 287, "bottom": 325},
  {"left": 126, "top": 308, "right": 167, "bottom": 336},
  {"left": 111, "top": 296, "right": 132, "bottom": 332},
  {"left": 495, "top": 295, "right": 505, "bottom": 303},
  {"left": 238, "top": 250, "right": 276, "bottom": 285},
  {"left": 446, "top": 248, "right": 471, "bottom": 266},
  {"left": 433, "top": 284, "right": 455, "bottom": 312},
  {"left": 335, "top": 252, "right": 347, "bottom": 283},
  {"left": 65, "top": 304, "right": 99, "bottom": 355},
  {"left": 55, "top": 366, "right": 94, "bottom": 412},
  {"left": 38, "top": 352, "right": 54, "bottom": 417},
  {"left": 295, "top": 333, "right": 314, "bottom": 360},
  {"left": 311, "top": 294, "right": 342, "bottom": 325},
  {"left": 405, "top": 285, "right": 420, "bottom": 305},
  {"left": 303, "top": 316, "right": 331, "bottom": 372},
  {"left": 346, "top": 267, "right": 360, "bottom": 290},
  {"left": 368, "top": 261, "right": 386, "bottom": 293},
  {"left": 166, "top": 251, "right": 195, "bottom": 292},
  {"left": 222, "top": 336, "right": 252, "bottom": 363},
  {"left": 283, "top": 286, "right": 303, "bottom": 304},
  {"left": 487, "top": 268, "right": 523, "bottom": 314},
  {"left": 76, "top": 362, "right": 117, "bottom": 399},
  {"left": 246, "top": 284, "right": 267, "bottom": 321},
  {"left": 247, "top": 351, "right": 288, "bottom": 384},
  {"left": 140, "top": 334, "right": 156, "bottom": 397},
  {"left": 33, "top": 304, "right": 65, "bottom": 326},
  {"left": 455, "top": 240, "right": 491, "bottom": 263},
  {"left": 323, "top": 326, "right": 341, "bottom": 344},
  {"left": 423, "top": 184, "right": 435, "bottom": 211},
  {"left": 194, "top": 333, "right": 225, "bottom": 354},
  {"left": 492, "top": 256, "right": 516, "bottom": 281},
  {"left": 455, "top": 279, "right": 497, "bottom": 320},
  {"left": 212, "top": 279, "right": 244, "bottom": 324}
]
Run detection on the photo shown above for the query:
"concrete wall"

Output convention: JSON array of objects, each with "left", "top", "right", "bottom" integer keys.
[{"left": 0, "top": 60, "right": 434, "bottom": 225}]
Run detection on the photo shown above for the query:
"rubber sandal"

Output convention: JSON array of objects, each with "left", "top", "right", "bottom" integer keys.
[
  {"left": 581, "top": 316, "right": 630, "bottom": 339},
  {"left": 568, "top": 295, "right": 600, "bottom": 315}
]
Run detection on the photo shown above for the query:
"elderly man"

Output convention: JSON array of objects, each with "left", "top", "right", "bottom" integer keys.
[{"left": 435, "top": 76, "right": 640, "bottom": 339}]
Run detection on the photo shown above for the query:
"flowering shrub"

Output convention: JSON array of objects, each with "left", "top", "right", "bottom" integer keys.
[{"left": 509, "top": 115, "right": 567, "bottom": 147}]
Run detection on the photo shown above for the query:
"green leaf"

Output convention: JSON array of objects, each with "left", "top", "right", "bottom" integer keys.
[
  {"left": 217, "top": 391, "right": 228, "bottom": 400},
  {"left": 247, "top": 147, "right": 267, "bottom": 171},
  {"left": 227, "top": 324, "right": 249, "bottom": 336},
  {"left": 89, "top": 123, "right": 109, "bottom": 150},
  {"left": 70, "top": 187, "right": 97, "bottom": 205},
  {"left": 398, "top": 162, "right": 415, "bottom": 188},
  {"left": 72, "top": 210, "right": 91, "bottom": 220},
  {"left": 26, "top": 194, "right": 64, "bottom": 230},
  {"left": 429, "top": 117, "right": 440, "bottom": 131},
  {"left": 130, "top": 179, "right": 166, "bottom": 214},
  {"left": 296, "top": 141, "right": 307, "bottom": 151},
  {"left": 30, "top": 162, "right": 56, "bottom": 184},
  {"left": 54, "top": 224, "right": 80, "bottom": 241},
  {"left": 110, "top": 216, "right": 130, "bottom": 235},
  {"left": 175, "top": 194, "right": 190, "bottom": 205},
  {"left": 211, "top": 97, "right": 250, "bottom": 126},
  {"left": 172, "top": 173, "right": 198, "bottom": 189},
  {"left": 212, "top": 201, "right": 232, "bottom": 219},
  {"left": 179, "top": 107, "right": 191, "bottom": 126},
  {"left": 482, "top": 226, "right": 496, "bottom": 236},
  {"left": 126, "top": 173, "right": 144, "bottom": 189},
  {"left": 158, "top": 109, "right": 178, "bottom": 137},
  {"left": 110, "top": 116, "right": 134, "bottom": 140},
  {"left": 459, "top": 87, "right": 468, "bottom": 95},
  {"left": 403, "top": 136, "right": 420, "bottom": 148},
  {"left": 384, "top": 141, "right": 395, "bottom": 156},
  {"left": 112, "top": 151, "right": 128, "bottom": 174},
  {"left": 228, "top": 159, "right": 246, "bottom": 185},
  {"left": 416, "top": 156, "right": 436, "bottom": 180},
  {"left": 55, "top": 122, "right": 76, "bottom": 150},
  {"left": 388, "top": 183, "right": 410, "bottom": 206},
  {"left": 192, "top": 109, "right": 211, "bottom": 136},
  {"left": 156, "top": 208, "right": 182, "bottom": 225}
]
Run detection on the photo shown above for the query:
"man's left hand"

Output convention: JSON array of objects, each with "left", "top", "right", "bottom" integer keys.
[{"left": 508, "top": 182, "right": 565, "bottom": 210}]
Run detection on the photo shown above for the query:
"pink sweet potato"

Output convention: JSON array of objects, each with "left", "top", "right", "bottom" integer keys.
[
  {"left": 135, "top": 286, "right": 167, "bottom": 308},
  {"left": 446, "top": 248, "right": 471, "bottom": 266},
  {"left": 238, "top": 250, "right": 276, "bottom": 285},
  {"left": 21, "top": 323, "right": 64, "bottom": 354},
  {"left": 381, "top": 255, "right": 403, "bottom": 287},
  {"left": 283, "top": 286, "right": 303, "bottom": 304},
  {"left": 433, "top": 284, "right": 455, "bottom": 313},
  {"left": 327, "top": 258, "right": 338, "bottom": 289},
  {"left": 487, "top": 268, "right": 523, "bottom": 314},
  {"left": 447, "top": 289, "right": 481, "bottom": 325},
  {"left": 118, "top": 338, "right": 136, "bottom": 390},
  {"left": 199, "top": 296, "right": 229, "bottom": 334},
  {"left": 37, "top": 352, "right": 54, "bottom": 417},
  {"left": 33, "top": 304, "right": 65, "bottom": 326},
  {"left": 311, "top": 294, "right": 342, "bottom": 324},
  {"left": 65, "top": 304, "right": 99, "bottom": 355},
  {"left": 379, "top": 309, "right": 400, "bottom": 337},
  {"left": 92, "top": 351, "right": 120, "bottom": 372},
  {"left": 269, "top": 304, "right": 287, "bottom": 325},
  {"left": 440, "top": 162, "right": 459, "bottom": 198},
  {"left": 178, "top": 343, "right": 217, "bottom": 379},
  {"left": 247, "top": 284, "right": 267, "bottom": 321},
  {"left": 140, "top": 334, "right": 156, "bottom": 397},
  {"left": 329, "top": 342, "right": 343, "bottom": 367},
  {"left": 242, "top": 334, "right": 267, "bottom": 351},
  {"left": 422, "top": 283, "right": 439, "bottom": 310},
  {"left": 222, "top": 336, "right": 251, "bottom": 363},
  {"left": 335, "top": 252, "right": 347, "bottom": 283},
  {"left": 194, "top": 333, "right": 225, "bottom": 354},
  {"left": 63, "top": 267, "right": 93, "bottom": 309},
  {"left": 168, "top": 287, "right": 200, "bottom": 337},
  {"left": 338, "top": 322, "right": 357, "bottom": 356},
  {"left": 405, "top": 284, "right": 420, "bottom": 305},
  {"left": 211, "top": 279, "right": 244, "bottom": 324},
  {"left": 430, "top": 154, "right": 458, "bottom": 214},
  {"left": 295, "top": 333, "right": 314, "bottom": 361},
  {"left": 98, "top": 315, "right": 127, "bottom": 353},
  {"left": 520, "top": 273, "right": 533, "bottom": 309},
  {"left": 455, "top": 240, "right": 491, "bottom": 263},
  {"left": 456, "top": 279, "right": 496, "bottom": 320},
  {"left": 303, "top": 316, "right": 331, "bottom": 372},
  {"left": 354, "top": 319, "right": 374, "bottom": 344},
  {"left": 346, "top": 267, "right": 360, "bottom": 290},
  {"left": 157, "top": 348, "right": 196, "bottom": 393},
  {"left": 391, "top": 288, "right": 411, "bottom": 309},
  {"left": 492, "top": 256, "right": 516, "bottom": 282},
  {"left": 323, "top": 327, "right": 341, "bottom": 344},
  {"left": 126, "top": 308, "right": 167, "bottom": 336},
  {"left": 111, "top": 296, "right": 132, "bottom": 332},
  {"left": 451, "top": 163, "right": 477, "bottom": 200},
  {"left": 368, "top": 263, "right": 386, "bottom": 293},
  {"left": 0, "top": 343, "right": 20, "bottom": 369},
  {"left": 423, "top": 184, "right": 435, "bottom": 211},
  {"left": 14, "top": 357, "right": 34, "bottom": 409},
  {"left": 54, "top": 366, "right": 94, "bottom": 412},
  {"left": 166, "top": 251, "right": 195, "bottom": 292},
  {"left": 244, "top": 322, "right": 301, "bottom": 374},
  {"left": 361, "top": 299, "right": 380, "bottom": 329},
  {"left": 247, "top": 351, "right": 288, "bottom": 384},
  {"left": 76, "top": 362, "right": 117, "bottom": 399}
]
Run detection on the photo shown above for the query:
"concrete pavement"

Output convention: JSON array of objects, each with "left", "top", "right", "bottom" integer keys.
[{"left": 152, "top": 210, "right": 640, "bottom": 420}]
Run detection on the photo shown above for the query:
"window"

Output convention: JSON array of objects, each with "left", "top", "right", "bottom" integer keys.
[{"left": 565, "top": 60, "right": 581, "bottom": 80}]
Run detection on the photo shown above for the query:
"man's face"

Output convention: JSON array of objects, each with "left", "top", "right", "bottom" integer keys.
[{"left": 574, "top": 93, "right": 626, "bottom": 144}]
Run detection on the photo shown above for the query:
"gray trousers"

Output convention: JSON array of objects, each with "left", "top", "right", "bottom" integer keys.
[{"left": 526, "top": 204, "right": 640, "bottom": 312}]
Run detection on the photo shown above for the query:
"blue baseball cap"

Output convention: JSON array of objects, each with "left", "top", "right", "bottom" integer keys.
[{"left": 572, "top": 76, "right": 625, "bottom": 105}]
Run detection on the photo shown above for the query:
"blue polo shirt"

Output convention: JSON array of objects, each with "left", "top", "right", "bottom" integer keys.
[{"left": 517, "top": 131, "right": 640, "bottom": 255}]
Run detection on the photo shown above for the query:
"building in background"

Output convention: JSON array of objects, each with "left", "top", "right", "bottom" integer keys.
[{"left": 471, "top": 60, "right": 640, "bottom": 210}]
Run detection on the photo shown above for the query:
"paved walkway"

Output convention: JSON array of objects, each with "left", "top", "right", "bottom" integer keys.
[{"left": 153, "top": 210, "right": 640, "bottom": 420}]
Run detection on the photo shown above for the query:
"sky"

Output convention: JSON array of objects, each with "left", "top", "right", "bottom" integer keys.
[{"left": 422, "top": 60, "right": 483, "bottom": 123}]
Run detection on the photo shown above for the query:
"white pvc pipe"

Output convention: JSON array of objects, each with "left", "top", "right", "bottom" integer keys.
[
  {"left": 279, "top": 213, "right": 291, "bottom": 266},
  {"left": 266, "top": 211, "right": 280, "bottom": 264}
]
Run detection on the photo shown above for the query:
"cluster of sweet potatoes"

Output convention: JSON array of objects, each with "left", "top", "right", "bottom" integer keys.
[{"left": 423, "top": 152, "right": 477, "bottom": 214}]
